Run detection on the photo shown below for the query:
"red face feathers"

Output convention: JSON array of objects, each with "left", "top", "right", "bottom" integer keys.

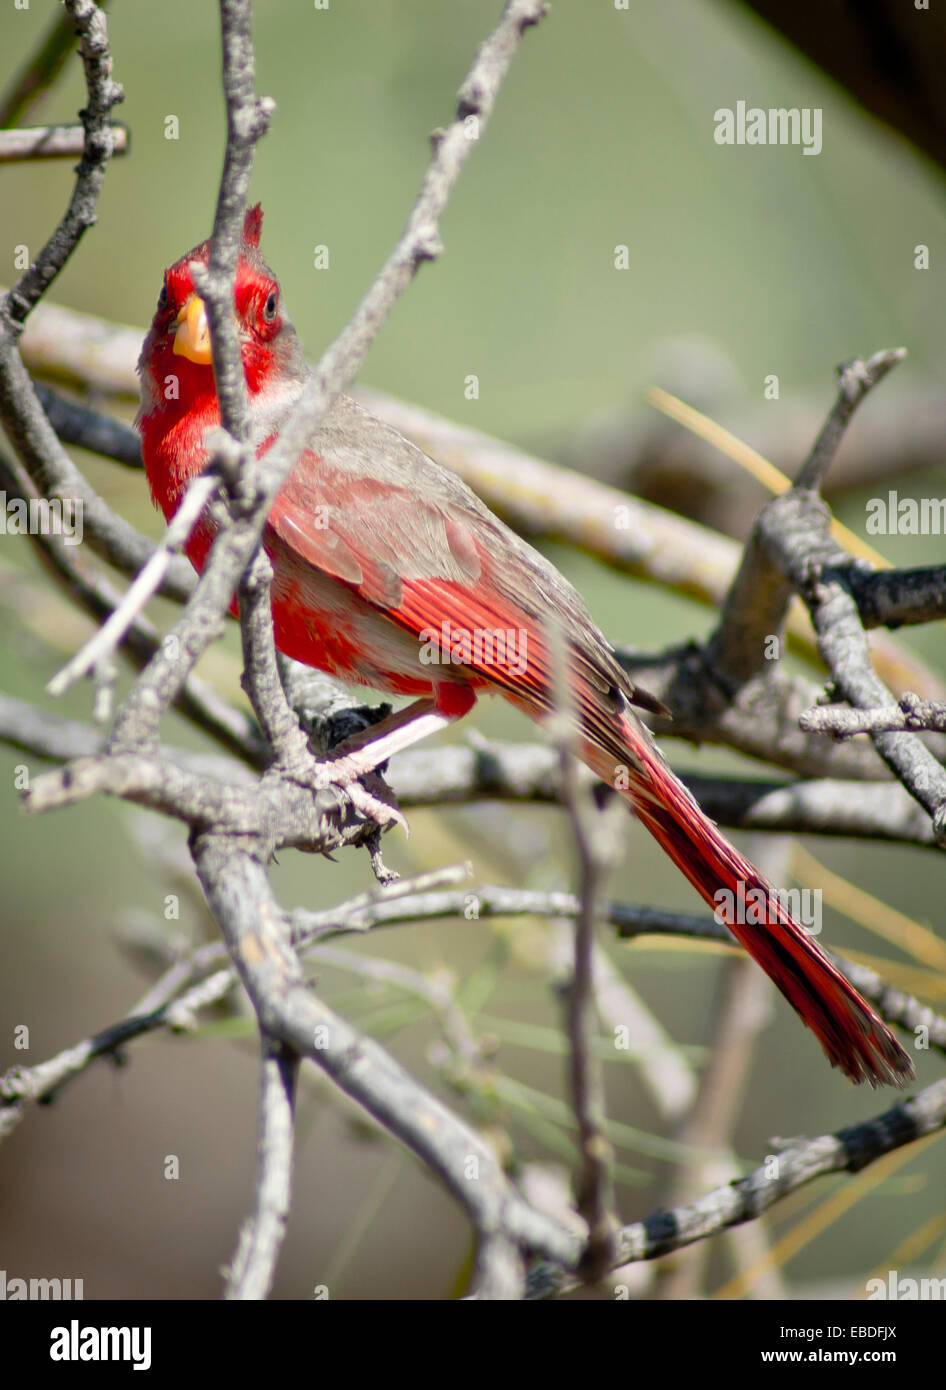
[{"left": 137, "top": 204, "right": 306, "bottom": 421}]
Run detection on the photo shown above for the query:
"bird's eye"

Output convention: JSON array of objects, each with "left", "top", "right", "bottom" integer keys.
[
  {"left": 262, "top": 291, "right": 278, "bottom": 323},
  {"left": 157, "top": 283, "right": 168, "bottom": 311}
]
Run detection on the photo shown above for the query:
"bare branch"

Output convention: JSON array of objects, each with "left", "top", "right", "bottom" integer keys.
[
  {"left": 705, "top": 349, "right": 906, "bottom": 690},
  {"left": 290, "top": 862, "right": 473, "bottom": 942},
  {"left": 553, "top": 708, "right": 618, "bottom": 1273},
  {"left": 4, "top": 683, "right": 940, "bottom": 849},
  {"left": 796, "top": 350, "right": 907, "bottom": 492},
  {"left": 0, "top": 966, "right": 234, "bottom": 1143},
  {"left": 198, "top": 2, "right": 274, "bottom": 436},
  {"left": 46, "top": 472, "right": 221, "bottom": 698},
  {"left": 759, "top": 493, "right": 946, "bottom": 844},
  {"left": 0, "top": 1, "right": 105, "bottom": 127},
  {"left": 388, "top": 739, "right": 941, "bottom": 848},
  {"left": 192, "top": 838, "right": 581, "bottom": 1287},
  {"left": 801, "top": 693, "right": 946, "bottom": 737},
  {"left": 31, "top": 383, "right": 143, "bottom": 466},
  {"left": 618, "top": 647, "right": 902, "bottom": 781},
  {"left": 693, "top": 348, "right": 946, "bottom": 843},
  {"left": 0, "top": 123, "right": 128, "bottom": 162},
  {"left": 0, "top": 0, "right": 123, "bottom": 330},
  {"left": 0, "top": 451, "right": 259, "bottom": 761},
  {"left": 224, "top": 1039, "right": 297, "bottom": 1300},
  {"left": 847, "top": 564, "right": 946, "bottom": 631},
  {"left": 529, "top": 1078, "right": 946, "bottom": 1296}
]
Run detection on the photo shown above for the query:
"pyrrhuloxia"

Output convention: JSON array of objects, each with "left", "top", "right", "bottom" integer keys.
[{"left": 137, "top": 206, "right": 913, "bottom": 1088}]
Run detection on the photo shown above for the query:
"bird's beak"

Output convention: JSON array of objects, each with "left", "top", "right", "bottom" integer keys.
[{"left": 172, "top": 293, "right": 212, "bottom": 365}]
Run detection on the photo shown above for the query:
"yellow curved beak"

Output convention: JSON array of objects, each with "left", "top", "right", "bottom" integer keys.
[{"left": 172, "top": 293, "right": 212, "bottom": 364}]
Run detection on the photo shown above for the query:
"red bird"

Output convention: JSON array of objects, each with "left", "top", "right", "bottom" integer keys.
[{"left": 138, "top": 206, "right": 913, "bottom": 1088}]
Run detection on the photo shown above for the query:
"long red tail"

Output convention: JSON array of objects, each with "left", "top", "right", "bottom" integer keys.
[{"left": 582, "top": 717, "right": 914, "bottom": 1087}]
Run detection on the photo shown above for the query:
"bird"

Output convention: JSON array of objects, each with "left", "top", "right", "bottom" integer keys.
[{"left": 137, "top": 204, "right": 914, "bottom": 1089}]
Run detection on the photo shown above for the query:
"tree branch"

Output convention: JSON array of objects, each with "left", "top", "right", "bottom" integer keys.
[
  {"left": 704, "top": 350, "right": 907, "bottom": 690},
  {"left": 529, "top": 1078, "right": 946, "bottom": 1296},
  {"left": 224, "top": 1038, "right": 298, "bottom": 1300},
  {"left": 192, "top": 837, "right": 581, "bottom": 1293},
  {"left": 759, "top": 493, "right": 946, "bottom": 845},
  {"left": 0, "top": 123, "right": 127, "bottom": 162},
  {"left": 800, "top": 693, "right": 946, "bottom": 738},
  {"left": 0, "top": 0, "right": 122, "bottom": 329},
  {"left": 1, "top": 691, "right": 939, "bottom": 849},
  {"left": 795, "top": 350, "right": 906, "bottom": 492}
]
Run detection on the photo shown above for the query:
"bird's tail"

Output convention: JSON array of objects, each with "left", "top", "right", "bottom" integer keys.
[{"left": 580, "top": 715, "right": 914, "bottom": 1087}]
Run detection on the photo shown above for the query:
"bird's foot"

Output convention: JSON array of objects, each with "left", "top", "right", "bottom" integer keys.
[
  {"left": 321, "top": 767, "right": 408, "bottom": 836},
  {"left": 302, "top": 694, "right": 466, "bottom": 835}
]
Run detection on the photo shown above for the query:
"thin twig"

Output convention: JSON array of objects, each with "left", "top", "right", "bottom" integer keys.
[
  {"left": 46, "top": 472, "right": 221, "bottom": 697},
  {"left": 0, "top": 0, "right": 123, "bottom": 330},
  {"left": 758, "top": 492, "right": 946, "bottom": 844},
  {"left": 705, "top": 349, "right": 906, "bottom": 691},
  {"left": 546, "top": 614, "right": 618, "bottom": 1276},
  {"left": 0, "top": 450, "right": 259, "bottom": 761},
  {"left": 224, "top": 1038, "right": 298, "bottom": 1300},
  {"left": 560, "top": 760, "right": 619, "bottom": 1278},
  {"left": 796, "top": 350, "right": 907, "bottom": 492},
  {"left": 0, "top": 123, "right": 127, "bottom": 162},
  {"left": 0, "top": 1, "right": 111, "bottom": 127},
  {"left": 800, "top": 694, "right": 946, "bottom": 737},
  {"left": 0, "top": 966, "right": 234, "bottom": 1142}
]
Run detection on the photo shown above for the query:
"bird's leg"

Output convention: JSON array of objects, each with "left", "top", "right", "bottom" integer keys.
[
  {"left": 308, "top": 686, "right": 477, "bottom": 831},
  {"left": 314, "top": 696, "right": 459, "bottom": 786}
]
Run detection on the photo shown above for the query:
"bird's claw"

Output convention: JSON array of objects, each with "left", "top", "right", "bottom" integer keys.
[
  {"left": 339, "top": 777, "right": 408, "bottom": 836},
  {"left": 309, "top": 758, "right": 408, "bottom": 836}
]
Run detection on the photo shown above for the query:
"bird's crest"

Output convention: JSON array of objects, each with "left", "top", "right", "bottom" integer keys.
[{"left": 243, "top": 203, "right": 263, "bottom": 248}]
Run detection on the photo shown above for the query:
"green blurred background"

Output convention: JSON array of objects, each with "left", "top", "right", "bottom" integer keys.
[{"left": 0, "top": 0, "right": 944, "bottom": 1300}]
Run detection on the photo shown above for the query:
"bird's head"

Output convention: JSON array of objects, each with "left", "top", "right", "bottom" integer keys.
[{"left": 137, "top": 204, "right": 306, "bottom": 423}]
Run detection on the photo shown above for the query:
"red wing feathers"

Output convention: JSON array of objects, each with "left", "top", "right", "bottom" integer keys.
[{"left": 267, "top": 446, "right": 631, "bottom": 728}]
